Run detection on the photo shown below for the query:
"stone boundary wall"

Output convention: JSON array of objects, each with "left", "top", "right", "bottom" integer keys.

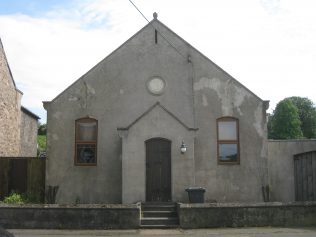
[
  {"left": 0, "top": 204, "right": 140, "bottom": 229},
  {"left": 179, "top": 202, "right": 316, "bottom": 228},
  {"left": 268, "top": 139, "right": 316, "bottom": 202},
  {"left": 2, "top": 202, "right": 315, "bottom": 229}
]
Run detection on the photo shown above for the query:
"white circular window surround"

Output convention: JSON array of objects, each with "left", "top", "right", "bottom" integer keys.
[{"left": 147, "top": 77, "right": 165, "bottom": 95}]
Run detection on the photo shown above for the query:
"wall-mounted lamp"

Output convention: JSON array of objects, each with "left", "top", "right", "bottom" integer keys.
[{"left": 180, "top": 141, "right": 187, "bottom": 154}]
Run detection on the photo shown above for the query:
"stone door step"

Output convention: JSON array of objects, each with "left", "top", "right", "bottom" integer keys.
[
  {"left": 140, "top": 202, "right": 179, "bottom": 228},
  {"left": 140, "top": 224, "right": 180, "bottom": 229}
]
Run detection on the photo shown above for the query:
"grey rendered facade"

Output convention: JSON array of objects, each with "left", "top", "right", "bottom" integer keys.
[{"left": 44, "top": 16, "right": 270, "bottom": 204}]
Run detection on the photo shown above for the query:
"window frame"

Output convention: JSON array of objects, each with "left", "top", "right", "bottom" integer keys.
[
  {"left": 74, "top": 117, "right": 98, "bottom": 166},
  {"left": 216, "top": 117, "right": 240, "bottom": 165}
]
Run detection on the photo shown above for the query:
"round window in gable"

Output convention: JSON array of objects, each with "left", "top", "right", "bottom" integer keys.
[{"left": 147, "top": 77, "right": 165, "bottom": 95}]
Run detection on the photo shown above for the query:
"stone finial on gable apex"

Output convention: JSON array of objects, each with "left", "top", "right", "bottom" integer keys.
[{"left": 153, "top": 12, "right": 158, "bottom": 19}]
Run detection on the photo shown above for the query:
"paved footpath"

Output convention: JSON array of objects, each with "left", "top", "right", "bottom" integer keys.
[{"left": 8, "top": 228, "right": 316, "bottom": 237}]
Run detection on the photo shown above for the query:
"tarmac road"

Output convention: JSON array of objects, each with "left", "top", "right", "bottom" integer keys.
[{"left": 8, "top": 227, "right": 316, "bottom": 237}]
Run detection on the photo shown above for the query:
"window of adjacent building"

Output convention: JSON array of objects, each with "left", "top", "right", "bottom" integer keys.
[
  {"left": 217, "top": 117, "right": 240, "bottom": 164},
  {"left": 75, "top": 118, "right": 97, "bottom": 166}
]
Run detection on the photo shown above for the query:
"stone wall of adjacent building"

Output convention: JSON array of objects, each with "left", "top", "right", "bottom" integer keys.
[
  {"left": 268, "top": 139, "right": 316, "bottom": 202},
  {"left": 20, "top": 110, "right": 38, "bottom": 157},
  {"left": 0, "top": 39, "right": 22, "bottom": 157}
]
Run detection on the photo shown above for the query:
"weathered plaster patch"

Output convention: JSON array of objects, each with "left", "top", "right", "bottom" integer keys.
[
  {"left": 194, "top": 77, "right": 252, "bottom": 116},
  {"left": 53, "top": 111, "right": 62, "bottom": 119},
  {"left": 222, "top": 79, "right": 233, "bottom": 116},
  {"left": 202, "top": 94, "right": 208, "bottom": 107},
  {"left": 52, "top": 134, "right": 59, "bottom": 141},
  {"left": 194, "top": 77, "right": 221, "bottom": 91},
  {"left": 231, "top": 86, "right": 252, "bottom": 116},
  {"left": 76, "top": 81, "right": 96, "bottom": 109},
  {"left": 254, "top": 105, "right": 264, "bottom": 137},
  {"left": 68, "top": 96, "right": 79, "bottom": 101},
  {"left": 232, "top": 86, "right": 249, "bottom": 108},
  {"left": 86, "top": 83, "right": 96, "bottom": 95},
  {"left": 260, "top": 148, "right": 265, "bottom": 160}
]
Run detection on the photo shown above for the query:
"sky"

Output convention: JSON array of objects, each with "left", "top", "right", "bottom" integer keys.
[{"left": 0, "top": 0, "right": 316, "bottom": 123}]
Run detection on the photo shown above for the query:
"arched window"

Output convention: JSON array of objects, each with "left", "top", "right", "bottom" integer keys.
[
  {"left": 75, "top": 118, "right": 98, "bottom": 165},
  {"left": 217, "top": 117, "right": 240, "bottom": 164}
]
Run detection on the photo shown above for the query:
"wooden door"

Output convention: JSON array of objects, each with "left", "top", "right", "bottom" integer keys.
[
  {"left": 294, "top": 151, "right": 316, "bottom": 201},
  {"left": 146, "top": 138, "right": 171, "bottom": 202}
]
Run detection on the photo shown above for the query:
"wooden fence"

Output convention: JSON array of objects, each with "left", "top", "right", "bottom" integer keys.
[
  {"left": 294, "top": 151, "right": 316, "bottom": 201},
  {"left": 0, "top": 157, "right": 45, "bottom": 202}
]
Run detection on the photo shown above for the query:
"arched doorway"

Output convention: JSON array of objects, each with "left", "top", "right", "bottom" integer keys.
[{"left": 145, "top": 138, "right": 171, "bottom": 202}]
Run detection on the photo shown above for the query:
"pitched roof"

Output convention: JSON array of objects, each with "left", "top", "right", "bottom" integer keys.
[
  {"left": 48, "top": 17, "right": 266, "bottom": 104},
  {"left": 21, "top": 106, "right": 40, "bottom": 120},
  {"left": 153, "top": 20, "right": 264, "bottom": 102}
]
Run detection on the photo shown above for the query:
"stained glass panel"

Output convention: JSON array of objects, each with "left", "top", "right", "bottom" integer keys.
[{"left": 76, "top": 144, "right": 96, "bottom": 164}]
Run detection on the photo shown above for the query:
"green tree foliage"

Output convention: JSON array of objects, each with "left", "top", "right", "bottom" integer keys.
[
  {"left": 268, "top": 98, "right": 303, "bottom": 139},
  {"left": 37, "top": 123, "right": 47, "bottom": 156},
  {"left": 288, "top": 97, "right": 316, "bottom": 138},
  {"left": 37, "top": 135, "right": 46, "bottom": 152},
  {"left": 38, "top": 123, "right": 47, "bottom": 135}
]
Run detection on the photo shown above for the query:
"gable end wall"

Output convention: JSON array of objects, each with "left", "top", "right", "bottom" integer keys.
[{"left": 0, "top": 40, "right": 22, "bottom": 157}]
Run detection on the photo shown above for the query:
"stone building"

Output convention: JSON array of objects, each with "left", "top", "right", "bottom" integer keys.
[
  {"left": 44, "top": 14, "right": 272, "bottom": 204},
  {"left": 20, "top": 106, "right": 40, "bottom": 156},
  {"left": 0, "top": 38, "right": 39, "bottom": 157}
]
